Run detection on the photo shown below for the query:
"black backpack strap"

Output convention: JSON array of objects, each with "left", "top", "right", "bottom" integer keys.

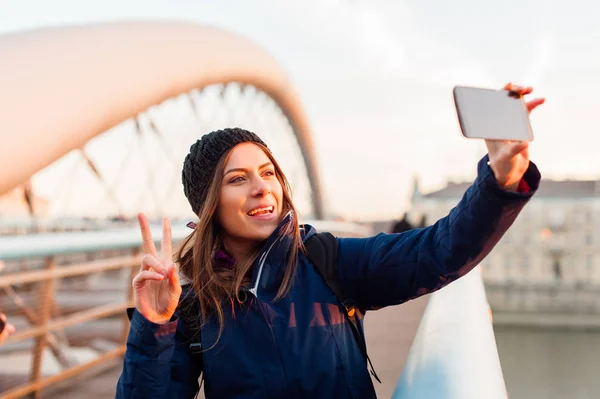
[
  {"left": 178, "top": 287, "right": 203, "bottom": 353},
  {"left": 178, "top": 286, "right": 205, "bottom": 396},
  {"left": 304, "top": 232, "right": 381, "bottom": 383}
]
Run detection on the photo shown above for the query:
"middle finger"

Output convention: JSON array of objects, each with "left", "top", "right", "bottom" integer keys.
[{"left": 162, "top": 217, "right": 173, "bottom": 267}]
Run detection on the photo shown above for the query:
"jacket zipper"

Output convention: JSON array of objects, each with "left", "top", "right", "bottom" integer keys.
[{"left": 248, "top": 239, "right": 278, "bottom": 299}]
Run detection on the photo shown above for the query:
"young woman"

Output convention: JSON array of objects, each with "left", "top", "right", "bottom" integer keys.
[{"left": 116, "top": 84, "right": 544, "bottom": 398}]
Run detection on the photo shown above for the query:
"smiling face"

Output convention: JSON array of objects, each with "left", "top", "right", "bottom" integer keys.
[{"left": 217, "top": 143, "right": 284, "bottom": 254}]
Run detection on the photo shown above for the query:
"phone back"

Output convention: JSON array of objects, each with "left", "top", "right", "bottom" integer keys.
[{"left": 453, "top": 86, "right": 534, "bottom": 141}]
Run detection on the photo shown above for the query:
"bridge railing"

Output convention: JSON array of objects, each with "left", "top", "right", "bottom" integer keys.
[
  {"left": 0, "top": 221, "right": 506, "bottom": 399},
  {"left": 392, "top": 266, "right": 508, "bottom": 399},
  {"left": 0, "top": 220, "right": 370, "bottom": 399}
]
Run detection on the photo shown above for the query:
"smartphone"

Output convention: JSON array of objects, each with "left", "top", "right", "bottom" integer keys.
[{"left": 453, "top": 85, "right": 534, "bottom": 141}]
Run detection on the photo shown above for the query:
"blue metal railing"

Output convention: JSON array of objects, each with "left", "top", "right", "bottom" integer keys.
[{"left": 0, "top": 220, "right": 371, "bottom": 261}]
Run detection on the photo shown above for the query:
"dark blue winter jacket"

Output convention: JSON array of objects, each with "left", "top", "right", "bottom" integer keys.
[{"left": 115, "top": 155, "right": 540, "bottom": 398}]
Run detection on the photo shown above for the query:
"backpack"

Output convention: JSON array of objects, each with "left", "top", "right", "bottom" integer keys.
[{"left": 183, "top": 232, "right": 380, "bottom": 390}]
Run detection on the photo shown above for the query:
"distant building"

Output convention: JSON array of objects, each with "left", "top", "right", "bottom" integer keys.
[{"left": 406, "top": 177, "right": 600, "bottom": 285}]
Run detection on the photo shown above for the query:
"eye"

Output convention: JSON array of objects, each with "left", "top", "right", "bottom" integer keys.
[
  {"left": 229, "top": 176, "right": 246, "bottom": 184},
  {"left": 263, "top": 169, "right": 276, "bottom": 177}
]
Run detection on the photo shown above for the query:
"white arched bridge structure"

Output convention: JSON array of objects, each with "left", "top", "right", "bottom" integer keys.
[
  {"left": 0, "top": 21, "right": 324, "bottom": 224},
  {"left": 0, "top": 22, "right": 505, "bottom": 399}
]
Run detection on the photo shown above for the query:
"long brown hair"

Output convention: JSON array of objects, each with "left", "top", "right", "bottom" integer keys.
[{"left": 175, "top": 143, "right": 303, "bottom": 342}]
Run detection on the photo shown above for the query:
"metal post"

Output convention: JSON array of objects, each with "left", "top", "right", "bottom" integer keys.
[{"left": 30, "top": 256, "right": 56, "bottom": 399}]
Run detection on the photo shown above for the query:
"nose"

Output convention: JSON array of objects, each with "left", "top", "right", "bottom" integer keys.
[{"left": 251, "top": 177, "right": 271, "bottom": 198}]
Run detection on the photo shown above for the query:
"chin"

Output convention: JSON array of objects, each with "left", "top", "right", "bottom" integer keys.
[
  {"left": 249, "top": 224, "right": 278, "bottom": 242},
  {"left": 240, "top": 218, "right": 278, "bottom": 240},
  {"left": 228, "top": 210, "right": 284, "bottom": 243}
]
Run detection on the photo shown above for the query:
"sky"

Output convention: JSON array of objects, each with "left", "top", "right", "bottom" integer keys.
[{"left": 1, "top": 0, "right": 599, "bottom": 220}]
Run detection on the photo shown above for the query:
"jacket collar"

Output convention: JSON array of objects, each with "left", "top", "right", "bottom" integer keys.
[
  {"left": 246, "top": 211, "right": 316, "bottom": 299},
  {"left": 184, "top": 212, "right": 316, "bottom": 297}
]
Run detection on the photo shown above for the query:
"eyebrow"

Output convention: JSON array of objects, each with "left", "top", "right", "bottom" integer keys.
[{"left": 224, "top": 162, "right": 273, "bottom": 176}]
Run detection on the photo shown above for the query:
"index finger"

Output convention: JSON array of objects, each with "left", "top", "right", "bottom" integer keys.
[
  {"left": 138, "top": 213, "right": 158, "bottom": 257},
  {"left": 162, "top": 217, "right": 173, "bottom": 265}
]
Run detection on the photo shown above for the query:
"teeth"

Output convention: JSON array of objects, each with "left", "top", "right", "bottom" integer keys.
[{"left": 248, "top": 206, "right": 274, "bottom": 216}]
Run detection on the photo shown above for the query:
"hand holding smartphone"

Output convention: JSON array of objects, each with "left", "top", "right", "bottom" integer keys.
[{"left": 453, "top": 85, "right": 536, "bottom": 141}]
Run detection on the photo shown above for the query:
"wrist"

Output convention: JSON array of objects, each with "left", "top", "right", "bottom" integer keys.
[
  {"left": 487, "top": 160, "right": 520, "bottom": 192},
  {"left": 499, "top": 180, "right": 520, "bottom": 192},
  {"left": 137, "top": 309, "right": 171, "bottom": 325}
]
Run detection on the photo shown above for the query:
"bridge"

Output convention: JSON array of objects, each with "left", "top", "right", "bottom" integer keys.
[{"left": 0, "top": 22, "right": 504, "bottom": 399}]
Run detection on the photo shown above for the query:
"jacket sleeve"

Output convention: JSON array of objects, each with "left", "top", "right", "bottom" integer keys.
[
  {"left": 115, "top": 304, "right": 202, "bottom": 398},
  {"left": 336, "top": 155, "right": 541, "bottom": 311}
]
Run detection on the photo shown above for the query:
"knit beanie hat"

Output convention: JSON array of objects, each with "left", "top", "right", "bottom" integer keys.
[{"left": 182, "top": 127, "right": 268, "bottom": 215}]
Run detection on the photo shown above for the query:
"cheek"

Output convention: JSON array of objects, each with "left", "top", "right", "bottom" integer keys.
[
  {"left": 273, "top": 180, "right": 284, "bottom": 207},
  {"left": 217, "top": 188, "right": 244, "bottom": 230}
]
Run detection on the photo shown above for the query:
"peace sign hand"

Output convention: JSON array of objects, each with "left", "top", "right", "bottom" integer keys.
[{"left": 132, "top": 213, "right": 182, "bottom": 324}]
